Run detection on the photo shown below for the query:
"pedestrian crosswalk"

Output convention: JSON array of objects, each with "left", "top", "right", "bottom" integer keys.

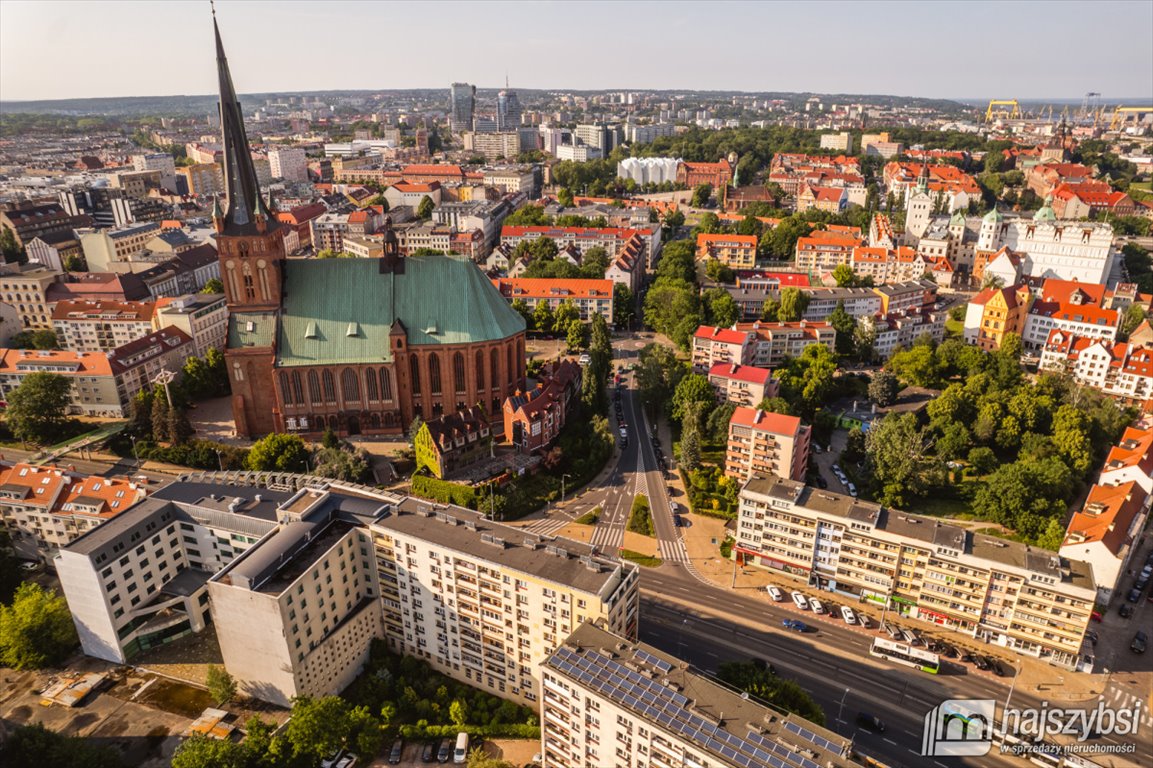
[
  {"left": 522, "top": 516, "right": 571, "bottom": 537},
  {"left": 1100, "top": 686, "right": 1153, "bottom": 730}
]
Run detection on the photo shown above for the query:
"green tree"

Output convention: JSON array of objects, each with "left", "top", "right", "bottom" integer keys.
[
  {"left": 552, "top": 299, "right": 580, "bottom": 334},
  {"left": 968, "top": 446, "right": 997, "bottom": 475},
  {"left": 416, "top": 194, "right": 435, "bottom": 220},
  {"left": 643, "top": 279, "right": 700, "bottom": 349},
  {"left": 680, "top": 425, "right": 702, "bottom": 471},
  {"left": 172, "top": 734, "right": 246, "bottom": 768},
  {"left": 565, "top": 318, "right": 588, "bottom": 351},
  {"left": 826, "top": 300, "right": 856, "bottom": 355},
  {"left": 888, "top": 345, "right": 940, "bottom": 388},
  {"left": 449, "top": 699, "right": 469, "bottom": 727},
  {"left": 973, "top": 458, "right": 1072, "bottom": 541},
  {"left": 832, "top": 264, "right": 856, "bottom": 287},
  {"left": 557, "top": 187, "right": 574, "bottom": 207},
  {"left": 864, "top": 412, "right": 945, "bottom": 507},
  {"left": 313, "top": 445, "right": 372, "bottom": 483},
  {"left": 8, "top": 329, "right": 59, "bottom": 350},
  {"left": 777, "top": 287, "right": 809, "bottom": 322},
  {"left": 759, "top": 216, "right": 812, "bottom": 260},
  {"left": 704, "top": 258, "right": 735, "bottom": 284},
  {"left": 672, "top": 374, "right": 715, "bottom": 422},
  {"left": 167, "top": 406, "right": 194, "bottom": 445},
  {"left": 0, "top": 225, "right": 24, "bottom": 263},
  {"left": 245, "top": 433, "right": 310, "bottom": 473},
  {"left": 286, "top": 696, "right": 352, "bottom": 762},
  {"left": 706, "top": 401, "right": 737, "bottom": 443},
  {"left": 776, "top": 344, "right": 836, "bottom": 417},
  {"left": 1051, "top": 404, "right": 1093, "bottom": 475},
  {"left": 868, "top": 369, "right": 899, "bottom": 407},
  {"left": 715, "top": 661, "right": 825, "bottom": 726},
  {"left": 510, "top": 298, "right": 533, "bottom": 327},
  {"left": 1035, "top": 517, "right": 1067, "bottom": 551},
  {"left": 0, "top": 582, "right": 78, "bottom": 670},
  {"left": 612, "top": 283, "right": 635, "bottom": 328},
  {"left": 759, "top": 298, "right": 780, "bottom": 321},
  {"left": 580, "top": 246, "right": 610, "bottom": 278},
  {"left": 704, "top": 287, "right": 739, "bottom": 328},
  {"left": 691, "top": 183, "right": 713, "bottom": 208},
  {"left": 627, "top": 494, "right": 654, "bottom": 536},
  {"left": 532, "top": 301, "right": 554, "bottom": 334},
  {"left": 1120, "top": 303, "right": 1147, "bottom": 340},
  {"left": 0, "top": 723, "right": 125, "bottom": 768},
  {"left": 200, "top": 277, "right": 224, "bottom": 294},
  {"left": 151, "top": 391, "right": 171, "bottom": 443},
  {"left": 756, "top": 397, "right": 794, "bottom": 416},
  {"left": 635, "top": 343, "right": 687, "bottom": 418},
  {"left": 205, "top": 664, "right": 237, "bottom": 706},
  {"left": 4, "top": 371, "right": 72, "bottom": 445},
  {"left": 661, "top": 208, "right": 685, "bottom": 237}
]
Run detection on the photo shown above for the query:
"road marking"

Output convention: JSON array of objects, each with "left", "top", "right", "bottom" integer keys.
[{"left": 882, "top": 738, "right": 897, "bottom": 746}]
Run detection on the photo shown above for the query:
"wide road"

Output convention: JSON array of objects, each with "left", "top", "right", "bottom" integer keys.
[{"left": 638, "top": 567, "right": 1151, "bottom": 768}]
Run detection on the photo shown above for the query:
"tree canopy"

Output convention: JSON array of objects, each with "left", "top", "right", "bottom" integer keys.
[
  {"left": 245, "top": 433, "right": 310, "bottom": 473},
  {"left": 4, "top": 371, "right": 73, "bottom": 445},
  {"left": 0, "top": 582, "right": 78, "bottom": 670}
]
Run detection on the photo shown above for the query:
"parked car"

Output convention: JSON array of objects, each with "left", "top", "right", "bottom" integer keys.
[
  {"left": 884, "top": 623, "right": 902, "bottom": 640},
  {"left": 856, "top": 712, "right": 886, "bottom": 732},
  {"left": 782, "top": 619, "right": 808, "bottom": 632},
  {"left": 766, "top": 585, "right": 784, "bottom": 602},
  {"left": 791, "top": 591, "right": 809, "bottom": 609},
  {"left": 857, "top": 614, "right": 871, "bottom": 629},
  {"left": 938, "top": 642, "right": 958, "bottom": 658},
  {"left": 1132, "top": 631, "right": 1148, "bottom": 654},
  {"left": 900, "top": 629, "right": 918, "bottom": 645},
  {"left": 846, "top": 482, "right": 858, "bottom": 497},
  {"left": 840, "top": 606, "right": 857, "bottom": 624},
  {"left": 1085, "top": 629, "right": 1099, "bottom": 645},
  {"left": 1090, "top": 611, "right": 1104, "bottom": 622},
  {"left": 960, "top": 652, "right": 976, "bottom": 664},
  {"left": 421, "top": 741, "right": 437, "bottom": 763},
  {"left": 1119, "top": 603, "right": 1134, "bottom": 619},
  {"left": 388, "top": 739, "right": 404, "bottom": 765},
  {"left": 808, "top": 598, "right": 827, "bottom": 615},
  {"left": 437, "top": 739, "right": 452, "bottom": 763},
  {"left": 1127, "top": 587, "right": 1142, "bottom": 603},
  {"left": 973, "top": 655, "right": 991, "bottom": 671}
]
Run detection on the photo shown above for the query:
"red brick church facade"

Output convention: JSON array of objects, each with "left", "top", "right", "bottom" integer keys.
[{"left": 212, "top": 17, "right": 524, "bottom": 439}]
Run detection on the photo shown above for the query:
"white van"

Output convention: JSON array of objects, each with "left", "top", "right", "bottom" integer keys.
[
  {"left": 791, "top": 590, "right": 809, "bottom": 609},
  {"left": 840, "top": 606, "right": 857, "bottom": 624},
  {"left": 453, "top": 732, "right": 469, "bottom": 764},
  {"left": 766, "top": 585, "right": 784, "bottom": 602}
]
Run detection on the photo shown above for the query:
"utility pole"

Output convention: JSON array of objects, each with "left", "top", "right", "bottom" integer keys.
[{"left": 561, "top": 473, "right": 571, "bottom": 505}]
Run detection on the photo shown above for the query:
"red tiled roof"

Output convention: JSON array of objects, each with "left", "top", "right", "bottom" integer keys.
[
  {"left": 491, "top": 277, "right": 614, "bottom": 300},
  {"left": 696, "top": 233, "right": 757, "bottom": 247},
  {"left": 709, "top": 363, "right": 773, "bottom": 385},
  {"left": 729, "top": 405, "right": 803, "bottom": 435},
  {"left": 694, "top": 325, "right": 750, "bottom": 345},
  {"left": 1064, "top": 481, "right": 1144, "bottom": 553}
]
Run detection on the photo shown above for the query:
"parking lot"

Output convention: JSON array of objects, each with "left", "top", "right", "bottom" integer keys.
[{"left": 364, "top": 736, "right": 539, "bottom": 767}]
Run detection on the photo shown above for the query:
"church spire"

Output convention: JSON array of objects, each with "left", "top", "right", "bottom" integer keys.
[{"left": 213, "top": 9, "right": 275, "bottom": 235}]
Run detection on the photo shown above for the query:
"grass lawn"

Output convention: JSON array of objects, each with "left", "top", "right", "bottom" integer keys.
[
  {"left": 620, "top": 549, "right": 663, "bottom": 567},
  {"left": 575, "top": 506, "right": 601, "bottom": 525},
  {"left": 945, "top": 316, "right": 964, "bottom": 338}
]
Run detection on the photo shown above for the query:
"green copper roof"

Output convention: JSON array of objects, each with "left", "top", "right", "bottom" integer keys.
[
  {"left": 950, "top": 210, "right": 966, "bottom": 226},
  {"left": 1033, "top": 196, "right": 1057, "bottom": 222},
  {"left": 983, "top": 208, "right": 1004, "bottom": 223},
  {"left": 229, "top": 311, "right": 278, "bottom": 348},
  {"left": 277, "top": 255, "right": 525, "bottom": 367}
]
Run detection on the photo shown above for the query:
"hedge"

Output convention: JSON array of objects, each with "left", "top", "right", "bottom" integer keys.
[
  {"left": 575, "top": 506, "right": 602, "bottom": 525},
  {"left": 411, "top": 474, "right": 478, "bottom": 508},
  {"left": 396, "top": 723, "right": 541, "bottom": 741},
  {"left": 620, "top": 549, "right": 662, "bottom": 567},
  {"left": 626, "top": 494, "right": 654, "bottom": 536}
]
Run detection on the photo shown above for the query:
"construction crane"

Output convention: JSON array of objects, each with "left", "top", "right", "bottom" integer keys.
[
  {"left": 1080, "top": 92, "right": 1101, "bottom": 122},
  {"left": 985, "top": 99, "right": 1022, "bottom": 123},
  {"left": 1110, "top": 106, "right": 1153, "bottom": 131}
]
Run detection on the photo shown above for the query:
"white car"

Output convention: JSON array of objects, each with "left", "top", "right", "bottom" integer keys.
[
  {"left": 809, "top": 598, "right": 827, "bottom": 615},
  {"left": 846, "top": 482, "right": 858, "bottom": 497},
  {"left": 766, "top": 585, "right": 784, "bottom": 602},
  {"left": 578, "top": 354, "right": 591, "bottom": 366},
  {"left": 841, "top": 606, "right": 857, "bottom": 624},
  {"left": 619, "top": 427, "right": 627, "bottom": 438},
  {"left": 857, "top": 614, "right": 871, "bottom": 629},
  {"left": 791, "top": 590, "right": 809, "bottom": 609}
]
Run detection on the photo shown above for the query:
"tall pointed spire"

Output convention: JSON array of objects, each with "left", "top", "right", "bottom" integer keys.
[{"left": 213, "top": 9, "right": 275, "bottom": 235}]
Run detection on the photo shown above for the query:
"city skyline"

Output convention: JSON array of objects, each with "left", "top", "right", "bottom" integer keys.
[{"left": 1, "top": 0, "right": 1151, "bottom": 103}]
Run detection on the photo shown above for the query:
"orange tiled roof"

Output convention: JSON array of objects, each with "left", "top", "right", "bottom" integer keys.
[
  {"left": 694, "top": 325, "right": 750, "bottom": 345},
  {"left": 729, "top": 405, "right": 803, "bottom": 435},
  {"left": 491, "top": 277, "right": 614, "bottom": 300},
  {"left": 709, "top": 363, "right": 773, "bottom": 385},
  {"left": 1065, "top": 481, "right": 1144, "bottom": 554}
]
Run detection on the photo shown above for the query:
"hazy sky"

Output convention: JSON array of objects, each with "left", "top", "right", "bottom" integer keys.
[{"left": 2, "top": 0, "right": 1152, "bottom": 103}]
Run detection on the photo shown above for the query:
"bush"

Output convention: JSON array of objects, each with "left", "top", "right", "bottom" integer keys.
[
  {"left": 620, "top": 549, "right": 662, "bottom": 567},
  {"left": 680, "top": 466, "right": 738, "bottom": 519},
  {"left": 575, "top": 506, "right": 602, "bottom": 525},
  {"left": 626, "top": 494, "right": 654, "bottom": 536},
  {"left": 135, "top": 439, "right": 247, "bottom": 470},
  {"left": 411, "top": 474, "right": 478, "bottom": 508}
]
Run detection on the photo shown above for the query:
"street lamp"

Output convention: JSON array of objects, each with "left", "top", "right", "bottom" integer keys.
[
  {"left": 837, "top": 687, "right": 852, "bottom": 730},
  {"left": 214, "top": 448, "right": 224, "bottom": 472},
  {"left": 561, "top": 474, "right": 572, "bottom": 505},
  {"left": 130, "top": 435, "right": 139, "bottom": 467}
]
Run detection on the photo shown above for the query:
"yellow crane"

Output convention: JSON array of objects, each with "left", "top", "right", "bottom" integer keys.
[
  {"left": 1110, "top": 106, "right": 1153, "bottom": 131},
  {"left": 985, "top": 99, "right": 1022, "bottom": 122}
]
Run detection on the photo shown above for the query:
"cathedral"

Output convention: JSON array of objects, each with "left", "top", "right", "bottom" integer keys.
[{"left": 211, "top": 17, "right": 525, "bottom": 438}]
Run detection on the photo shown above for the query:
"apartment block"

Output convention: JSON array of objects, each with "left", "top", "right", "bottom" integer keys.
[
  {"left": 176, "top": 163, "right": 225, "bottom": 196},
  {"left": 735, "top": 476, "right": 1097, "bottom": 669},
  {"left": 0, "top": 463, "right": 146, "bottom": 563},
  {"left": 707, "top": 363, "right": 777, "bottom": 407},
  {"left": 491, "top": 278, "right": 614, "bottom": 325},
  {"left": 1039, "top": 331, "right": 1153, "bottom": 402},
  {"left": 0, "top": 326, "right": 194, "bottom": 417},
  {"left": 1059, "top": 481, "right": 1149, "bottom": 604},
  {"left": 0, "top": 263, "right": 64, "bottom": 329},
  {"left": 268, "top": 147, "right": 308, "bottom": 182},
  {"left": 153, "top": 293, "right": 228, "bottom": 357},
  {"left": 691, "top": 326, "right": 750, "bottom": 371},
  {"left": 794, "top": 230, "right": 865, "bottom": 273},
  {"left": 79, "top": 222, "right": 162, "bottom": 271},
  {"left": 695, "top": 233, "right": 757, "bottom": 270},
  {"left": 540, "top": 622, "right": 858, "bottom": 768},
  {"left": 371, "top": 497, "right": 639, "bottom": 708},
  {"left": 210, "top": 488, "right": 385, "bottom": 706},
  {"left": 725, "top": 407, "right": 810, "bottom": 482},
  {"left": 693, "top": 322, "right": 836, "bottom": 371},
  {"left": 56, "top": 483, "right": 292, "bottom": 665},
  {"left": 501, "top": 226, "right": 661, "bottom": 266},
  {"left": 51, "top": 299, "right": 156, "bottom": 353}
]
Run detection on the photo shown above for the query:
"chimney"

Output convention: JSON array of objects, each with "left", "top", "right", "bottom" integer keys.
[{"left": 754, "top": 410, "right": 764, "bottom": 424}]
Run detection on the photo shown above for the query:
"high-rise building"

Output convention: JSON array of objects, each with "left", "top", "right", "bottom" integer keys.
[
  {"left": 131, "top": 153, "right": 178, "bottom": 192},
  {"left": 268, "top": 147, "right": 308, "bottom": 182},
  {"left": 496, "top": 89, "right": 522, "bottom": 132},
  {"left": 450, "top": 82, "right": 476, "bottom": 133}
]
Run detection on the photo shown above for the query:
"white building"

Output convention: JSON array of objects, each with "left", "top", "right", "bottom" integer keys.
[
  {"left": 153, "top": 293, "right": 228, "bottom": 357},
  {"left": 976, "top": 207, "right": 1115, "bottom": 285},
  {"left": 372, "top": 497, "right": 639, "bottom": 708},
  {"left": 616, "top": 157, "right": 680, "bottom": 186},
  {"left": 554, "top": 144, "right": 602, "bottom": 162},
  {"left": 540, "top": 622, "right": 858, "bottom": 768},
  {"left": 1059, "top": 480, "right": 1149, "bottom": 604},
  {"left": 268, "top": 147, "right": 309, "bottom": 182},
  {"left": 1039, "top": 331, "right": 1153, "bottom": 401},
  {"left": 131, "top": 153, "right": 177, "bottom": 192}
]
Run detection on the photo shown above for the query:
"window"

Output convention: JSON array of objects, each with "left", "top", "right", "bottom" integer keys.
[
  {"left": 365, "top": 368, "right": 379, "bottom": 401},
  {"left": 291, "top": 371, "right": 303, "bottom": 403},
  {"left": 507, "top": 344, "right": 515, "bottom": 385},
  {"left": 409, "top": 356, "right": 421, "bottom": 395},
  {"left": 322, "top": 369, "right": 336, "bottom": 403},
  {"left": 280, "top": 372, "right": 294, "bottom": 405},
  {"left": 341, "top": 368, "right": 360, "bottom": 403},
  {"left": 308, "top": 370, "right": 321, "bottom": 403},
  {"left": 380, "top": 367, "right": 393, "bottom": 400},
  {"left": 490, "top": 348, "right": 499, "bottom": 390},
  {"left": 475, "top": 349, "right": 485, "bottom": 391},
  {"left": 429, "top": 353, "right": 442, "bottom": 395},
  {"left": 453, "top": 351, "right": 466, "bottom": 393}
]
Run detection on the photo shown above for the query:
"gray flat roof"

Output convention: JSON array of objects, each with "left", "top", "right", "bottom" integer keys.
[
  {"left": 550, "top": 623, "right": 857, "bottom": 768},
  {"left": 381, "top": 497, "right": 631, "bottom": 596}
]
